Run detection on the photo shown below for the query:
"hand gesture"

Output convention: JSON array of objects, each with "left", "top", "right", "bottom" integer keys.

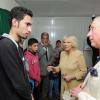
[
  {"left": 47, "top": 65, "right": 54, "bottom": 72},
  {"left": 71, "top": 83, "right": 83, "bottom": 97},
  {"left": 31, "top": 94, "right": 34, "bottom": 100}
]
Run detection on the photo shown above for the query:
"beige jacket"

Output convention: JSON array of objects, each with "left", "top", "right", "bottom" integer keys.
[{"left": 55, "top": 50, "right": 87, "bottom": 99}]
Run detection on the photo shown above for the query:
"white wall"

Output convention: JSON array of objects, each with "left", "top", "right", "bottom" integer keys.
[
  {"left": 0, "top": 0, "right": 92, "bottom": 67},
  {"left": 30, "top": 17, "right": 90, "bottom": 49},
  {"left": 0, "top": 0, "right": 19, "bottom": 11},
  {"left": 27, "top": 17, "right": 92, "bottom": 67}
]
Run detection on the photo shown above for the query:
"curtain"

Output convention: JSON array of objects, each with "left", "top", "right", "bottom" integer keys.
[{"left": 0, "top": 8, "right": 10, "bottom": 35}]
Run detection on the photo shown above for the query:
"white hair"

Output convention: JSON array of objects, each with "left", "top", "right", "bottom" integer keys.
[{"left": 63, "top": 35, "right": 78, "bottom": 48}]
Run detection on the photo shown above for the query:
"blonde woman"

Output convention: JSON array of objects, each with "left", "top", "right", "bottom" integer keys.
[{"left": 47, "top": 36, "right": 87, "bottom": 100}]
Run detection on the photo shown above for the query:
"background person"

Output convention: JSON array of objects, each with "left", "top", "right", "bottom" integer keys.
[
  {"left": 48, "top": 40, "right": 62, "bottom": 99},
  {"left": 48, "top": 36, "right": 87, "bottom": 100},
  {"left": 24, "top": 38, "right": 40, "bottom": 100},
  {"left": 38, "top": 32, "right": 54, "bottom": 99}
]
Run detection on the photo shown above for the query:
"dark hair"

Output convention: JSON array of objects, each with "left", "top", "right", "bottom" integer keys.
[
  {"left": 56, "top": 40, "right": 61, "bottom": 44},
  {"left": 41, "top": 32, "right": 49, "bottom": 39},
  {"left": 92, "top": 16, "right": 95, "bottom": 21},
  {"left": 9, "top": 6, "right": 33, "bottom": 27},
  {"left": 28, "top": 38, "right": 38, "bottom": 46}
]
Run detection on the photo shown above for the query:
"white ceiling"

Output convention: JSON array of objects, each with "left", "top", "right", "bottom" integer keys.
[{"left": 15, "top": 0, "right": 100, "bottom": 17}]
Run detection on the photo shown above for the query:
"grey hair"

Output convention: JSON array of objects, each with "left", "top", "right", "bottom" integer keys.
[
  {"left": 41, "top": 32, "right": 49, "bottom": 39},
  {"left": 63, "top": 35, "right": 78, "bottom": 48}
]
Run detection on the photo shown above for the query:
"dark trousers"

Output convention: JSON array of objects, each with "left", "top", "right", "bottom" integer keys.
[
  {"left": 33, "top": 85, "right": 39, "bottom": 100},
  {"left": 39, "top": 75, "right": 49, "bottom": 98}
]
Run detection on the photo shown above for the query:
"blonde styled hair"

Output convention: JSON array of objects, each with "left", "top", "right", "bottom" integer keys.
[{"left": 63, "top": 35, "right": 78, "bottom": 48}]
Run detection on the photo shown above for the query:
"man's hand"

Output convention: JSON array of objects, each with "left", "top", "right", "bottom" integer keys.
[
  {"left": 71, "top": 84, "right": 83, "bottom": 97},
  {"left": 47, "top": 66, "right": 54, "bottom": 72},
  {"left": 31, "top": 94, "right": 34, "bottom": 100},
  {"left": 35, "top": 79, "right": 41, "bottom": 86}
]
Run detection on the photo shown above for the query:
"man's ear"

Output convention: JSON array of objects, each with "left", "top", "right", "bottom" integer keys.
[{"left": 12, "top": 18, "right": 18, "bottom": 27}]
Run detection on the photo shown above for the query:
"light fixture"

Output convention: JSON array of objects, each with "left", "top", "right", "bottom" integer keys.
[{"left": 50, "top": 18, "right": 55, "bottom": 25}]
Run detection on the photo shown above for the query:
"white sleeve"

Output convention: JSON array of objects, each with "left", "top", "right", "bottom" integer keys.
[{"left": 78, "top": 91, "right": 96, "bottom": 100}]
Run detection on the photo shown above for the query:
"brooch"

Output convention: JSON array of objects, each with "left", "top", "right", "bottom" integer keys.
[{"left": 89, "top": 67, "right": 98, "bottom": 77}]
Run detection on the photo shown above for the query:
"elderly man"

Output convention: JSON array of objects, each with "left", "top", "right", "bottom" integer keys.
[
  {"left": 71, "top": 16, "right": 100, "bottom": 100},
  {"left": 38, "top": 32, "right": 54, "bottom": 99}
]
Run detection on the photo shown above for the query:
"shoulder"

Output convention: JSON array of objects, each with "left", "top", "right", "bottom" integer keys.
[
  {"left": 38, "top": 43, "right": 43, "bottom": 49},
  {"left": 61, "top": 50, "right": 83, "bottom": 56},
  {"left": 38, "top": 42, "right": 42, "bottom": 47},
  {"left": 74, "top": 49, "right": 83, "bottom": 55},
  {"left": 24, "top": 51, "right": 32, "bottom": 57},
  {"left": 0, "top": 37, "right": 13, "bottom": 48},
  {"left": 48, "top": 44, "right": 53, "bottom": 48},
  {"left": 73, "top": 50, "right": 85, "bottom": 61},
  {"left": 0, "top": 36, "right": 5, "bottom": 40},
  {"left": 0, "top": 37, "right": 18, "bottom": 57},
  {"left": 60, "top": 51, "right": 66, "bottom": 56}
]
